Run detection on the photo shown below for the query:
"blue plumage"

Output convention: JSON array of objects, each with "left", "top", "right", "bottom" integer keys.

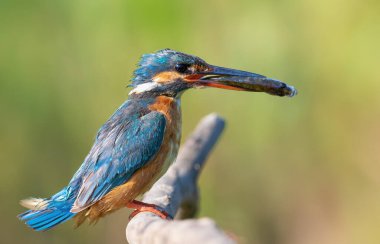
[
  {"left": 19, "top": 98, "right": 167, "bottom": 230},
  {"left": 19, "top": 49, "right": 297, "bottom": 231},
  {"left": 18, "top": 188, "right": 75, "bottom": 231},
  {"left": 71, "top": 102, "right": 166, "bottom": 211}
]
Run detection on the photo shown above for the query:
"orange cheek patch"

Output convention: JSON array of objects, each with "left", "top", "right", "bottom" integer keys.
[{"left": 152, "top": 71, "right": 182, "bottom": 83}]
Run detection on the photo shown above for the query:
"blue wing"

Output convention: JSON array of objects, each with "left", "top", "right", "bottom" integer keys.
[{"left": 69, "top": 100, "right": 166, "bottom": 212}]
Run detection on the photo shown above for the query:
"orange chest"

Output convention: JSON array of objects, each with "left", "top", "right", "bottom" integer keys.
[{"left": 149, "top": 96, "right": 182, "bottom": 173}]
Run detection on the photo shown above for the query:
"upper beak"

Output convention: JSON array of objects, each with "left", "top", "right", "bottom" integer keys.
[{"left": 186, "top": 65, "right": 297, "bottom": 97}]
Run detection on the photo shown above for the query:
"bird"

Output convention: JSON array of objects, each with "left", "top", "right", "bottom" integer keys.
[{"left": 18, "top": 48, "right": 297, "bottom": 231}]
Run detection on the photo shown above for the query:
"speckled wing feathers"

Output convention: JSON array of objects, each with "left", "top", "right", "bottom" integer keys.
[{"left": 70, "top": 103, "right": 166, "bottom": 213}]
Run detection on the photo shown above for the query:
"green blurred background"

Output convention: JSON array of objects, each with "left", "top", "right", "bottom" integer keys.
[{"left": 1, "top": 0, "right": 380, "bottom": 243}]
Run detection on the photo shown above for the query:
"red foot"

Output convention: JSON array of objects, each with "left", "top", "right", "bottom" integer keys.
[{"left": 126, "top": 200, "right": 173, "bottom": 220}]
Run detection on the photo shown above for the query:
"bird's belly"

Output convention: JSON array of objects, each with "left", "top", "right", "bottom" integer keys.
[{"left": 158, "top": 137, "right": 180, "bottom": 178}]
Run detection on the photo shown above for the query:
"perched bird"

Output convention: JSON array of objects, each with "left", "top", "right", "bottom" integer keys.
[{"left": 18, "top": 49, "right": 297, "bottom": 231}]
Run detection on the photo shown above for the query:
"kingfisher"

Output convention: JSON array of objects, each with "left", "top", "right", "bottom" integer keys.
[{"left": 18, "top": 49, "right": 297, "bottom": 231}]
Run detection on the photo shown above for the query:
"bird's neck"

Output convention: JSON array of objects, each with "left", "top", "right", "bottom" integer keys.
[{"left": 148, "top": 96, "right": 181, "bottom": 124}]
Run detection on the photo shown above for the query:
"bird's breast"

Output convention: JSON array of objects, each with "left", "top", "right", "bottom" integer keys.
[{"left": 148, "top": 96, "right": 182, "bottom": 177}]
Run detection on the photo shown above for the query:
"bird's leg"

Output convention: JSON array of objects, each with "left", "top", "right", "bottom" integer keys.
[{"left": 126, "top": 200, "right": 173, "bottom": 220}]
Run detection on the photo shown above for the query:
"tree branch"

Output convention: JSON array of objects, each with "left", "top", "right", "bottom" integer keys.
[{"left": 126, "top": 113, "right": 235, "bottom": 244}]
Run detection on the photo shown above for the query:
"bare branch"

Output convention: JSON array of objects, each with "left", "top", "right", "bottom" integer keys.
[{"left": 126, "top": 113, "right": 235, "bottom": 244}]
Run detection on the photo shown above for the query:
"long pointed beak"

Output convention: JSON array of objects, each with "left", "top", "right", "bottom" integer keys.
[{"left": 187, "top": 65, "right": 297, "bottom": 97}]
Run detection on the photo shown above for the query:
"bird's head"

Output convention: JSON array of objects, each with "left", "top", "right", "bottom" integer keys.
[{"left": 129, "top": 49, "right": 297, "bottom": 98}]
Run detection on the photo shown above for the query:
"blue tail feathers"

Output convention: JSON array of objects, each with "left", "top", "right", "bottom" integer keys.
[
  {"left": 18, "top": 189, "right": 76, "bottom": 231},
  {"left": 18, "top": 208, "right": 75, "bottom": 231}
]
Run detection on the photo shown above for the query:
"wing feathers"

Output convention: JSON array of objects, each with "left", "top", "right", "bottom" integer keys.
[{"left": 71, "top": 110, "right": 166, "bottom": 212}]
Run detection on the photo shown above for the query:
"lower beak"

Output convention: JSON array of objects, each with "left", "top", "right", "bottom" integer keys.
[{"left": 190, "top": 65, "right": 297, "bottom": 97}]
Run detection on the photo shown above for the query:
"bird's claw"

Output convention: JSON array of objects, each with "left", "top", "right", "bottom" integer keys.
[{"left": 126, "top": 200, "right": 173, "bottom": 220}]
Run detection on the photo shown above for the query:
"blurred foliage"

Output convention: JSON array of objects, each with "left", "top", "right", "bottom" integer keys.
[{"left": 1, "top": 0, "right": 380, "bottom": 243}]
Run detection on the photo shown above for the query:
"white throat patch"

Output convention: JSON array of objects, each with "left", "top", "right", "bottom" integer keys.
[{"left": 129, "top": 82, "right": 160, "bottom": 95}]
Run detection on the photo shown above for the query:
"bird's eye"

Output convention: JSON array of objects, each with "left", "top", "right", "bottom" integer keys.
[{"left": 175, "top": 63, "right": 190, "bottom": 73}]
